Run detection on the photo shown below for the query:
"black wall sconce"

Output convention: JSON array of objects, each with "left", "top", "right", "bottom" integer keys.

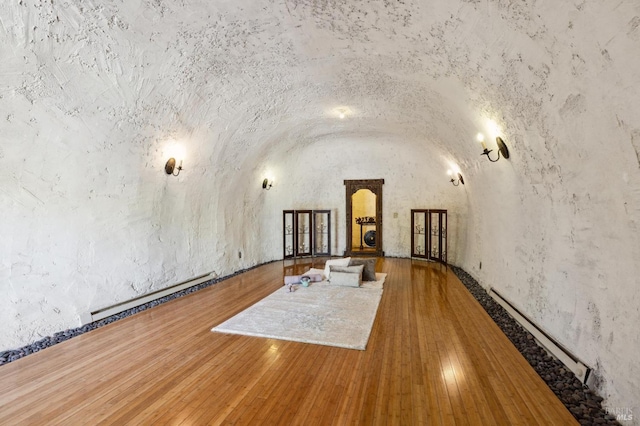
[
  {"left": 478, "top": 133, "right": 510, "bottom": 162},
  {"left": 262, "top": 178, "right": 273, "bottom": 190},
  {"left": 165, "top": 158, "right": 183, "bottom": 176},
  {"left": 447, "top": 170, "right": 464, "bottom": 186}
]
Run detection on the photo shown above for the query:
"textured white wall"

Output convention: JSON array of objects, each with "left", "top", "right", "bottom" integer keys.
[
  {"left": 253, "top": 135, "right": 468, "bottom": 261},
  {"left": 1, "top": 0, "right": 639, "bottom": 419},
  {"left": 452, "top": 2, "right": 640, "bottom": 417}
]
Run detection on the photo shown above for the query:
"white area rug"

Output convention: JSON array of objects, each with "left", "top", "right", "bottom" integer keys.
[{"left": 212, "top": 273, "right": 386, "bottom": 350}]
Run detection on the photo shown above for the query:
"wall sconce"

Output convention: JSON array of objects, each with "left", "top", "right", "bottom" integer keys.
[
  {"left": 165, "top": 158, "right": 183, "bottom": 176},
  {"left": 447, "top": 170, "right": 464, "bottom": 186},
  {"left": 262, "top": 178, "right": 273, "bottom": 190},
  {"left": 478, "top": 133, "right": 510, "bottom": 162}
]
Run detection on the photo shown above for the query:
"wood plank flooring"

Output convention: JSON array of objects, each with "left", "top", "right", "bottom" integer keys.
[{"left": 0, "top": 258, "right": 577, "bottom": 425}]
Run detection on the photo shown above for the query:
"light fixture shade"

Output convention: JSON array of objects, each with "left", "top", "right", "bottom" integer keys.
[
  {"left": 496, "top": 137, "right": 510, "bottom": 159},
  {"left": 165, "top": 158, "right": 177, "bottom": 175},
  {"left": 165, "top": 157, "right": 183, "bottom": 176},
  {"left": 449, "top": 172, "right": 464, "bottom": 186}
]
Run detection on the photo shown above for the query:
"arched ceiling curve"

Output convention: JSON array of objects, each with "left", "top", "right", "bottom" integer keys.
[
  {"left": 7, "top": 0, "right": 527, "bottom": 172},
  {"left": 6, "top": 0, "right": 637, "bottom": 181}
]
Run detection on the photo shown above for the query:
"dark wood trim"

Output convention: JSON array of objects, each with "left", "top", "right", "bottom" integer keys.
[
  {"left": 295, "top": 210, "right": 313, "bottom": 257},
  {"left": 312, "top": 210, "right": 331, "bottom": 256},
  {"left": 344, "top": 179, "right": 384, "bottom": 257},
  {"left": 410, "top": 209, "right": 447, "bottom": 264},
  {"left": 410, "top": 209, "right": 429, "bottom": 260},
  {"left": 284, "top": 210, "right": 332, "bottom": 258},
  {"left": 283, "top": 210, "right": 295, "bottom": 259}
]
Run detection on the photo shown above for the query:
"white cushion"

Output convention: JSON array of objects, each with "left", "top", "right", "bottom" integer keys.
[
  {"left": 324, "top": 257, "right": 351, "bottom": 280},
  {"left": 328, "top": 264, "right": 364, "bottom": 288},
  {"left": 328, "top": 271, "right": 362, "bottom": 288}
]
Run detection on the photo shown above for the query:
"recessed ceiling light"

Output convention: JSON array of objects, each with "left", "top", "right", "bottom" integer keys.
[{"left": 334, "top": 107, "right": 350, "bottom": 119}]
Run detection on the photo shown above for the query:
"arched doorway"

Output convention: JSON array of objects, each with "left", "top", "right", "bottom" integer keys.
[{"left": 344, "top": 179, "right": 384, "bottom": 256}]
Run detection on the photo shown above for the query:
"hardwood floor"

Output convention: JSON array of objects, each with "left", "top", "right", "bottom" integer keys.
[{"left": 0, "top": 258, "right": 576, "bottom": 425}]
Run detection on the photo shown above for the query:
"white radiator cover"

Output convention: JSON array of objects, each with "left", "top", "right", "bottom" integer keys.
[
  {"left": 489, "top": 288, "right": 592, "bottom": 385},
  {"left": 81, "top": 272, "right": 217, "bottom": 325}
]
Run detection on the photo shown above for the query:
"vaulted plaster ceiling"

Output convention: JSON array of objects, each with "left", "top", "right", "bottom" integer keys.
[
  {"left": 2, "top": 0, "right": 640, "bottom": 417},
  {"left": 4, "top": 0, "right": 541, "bottom": 168}
]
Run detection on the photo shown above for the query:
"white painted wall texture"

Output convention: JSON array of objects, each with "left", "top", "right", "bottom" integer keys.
[{"left": 1, "top": 0, "right": 639, "bottom": 418}]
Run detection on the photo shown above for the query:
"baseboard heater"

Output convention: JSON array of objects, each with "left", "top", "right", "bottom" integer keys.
[
  {"left": 489, "top": 288, "right": 592, "bottom": 385},
  {"left": 81, "top": 271, "right": 217, "bottom": 325}
]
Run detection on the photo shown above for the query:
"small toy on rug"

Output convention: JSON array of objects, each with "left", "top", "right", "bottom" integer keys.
[
  {"left": 286, "top": 283, "right": 296, "bottom": 292},
  {"left": 283, "top": 273, "right": 322, "bottom": 286},
  {"left": 300, "top": 276, "right": 311, "bottom": 287}
]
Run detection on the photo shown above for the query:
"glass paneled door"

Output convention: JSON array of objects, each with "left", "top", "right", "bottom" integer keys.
[
  {"left": 283, "top": 209, "right": 332, "bottom": 258},
  {"left": 429, "top": 210, "right": 447, "bottom": 264},
  {"left": 411, "top": 209, "right": 447, "bottom": 264}
]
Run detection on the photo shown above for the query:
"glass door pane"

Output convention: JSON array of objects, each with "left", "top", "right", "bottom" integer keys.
[
  {"left": 440, "top": 212, "right": 447, "bottom": 263},
  {"left": 313, "top": 210, "right": 331, "bottom": 256},
  {"left": 296, "top": 210, "right": 313, "bottom": 257},
  {"left": 412, "top": 210, "right": 427, "bottom": 258},
  {"left": 430, "top": 211, "right": 440, "bottom": 260},
  {"left": 283, "top": 210, "right": 295, "bottom": 258}
]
